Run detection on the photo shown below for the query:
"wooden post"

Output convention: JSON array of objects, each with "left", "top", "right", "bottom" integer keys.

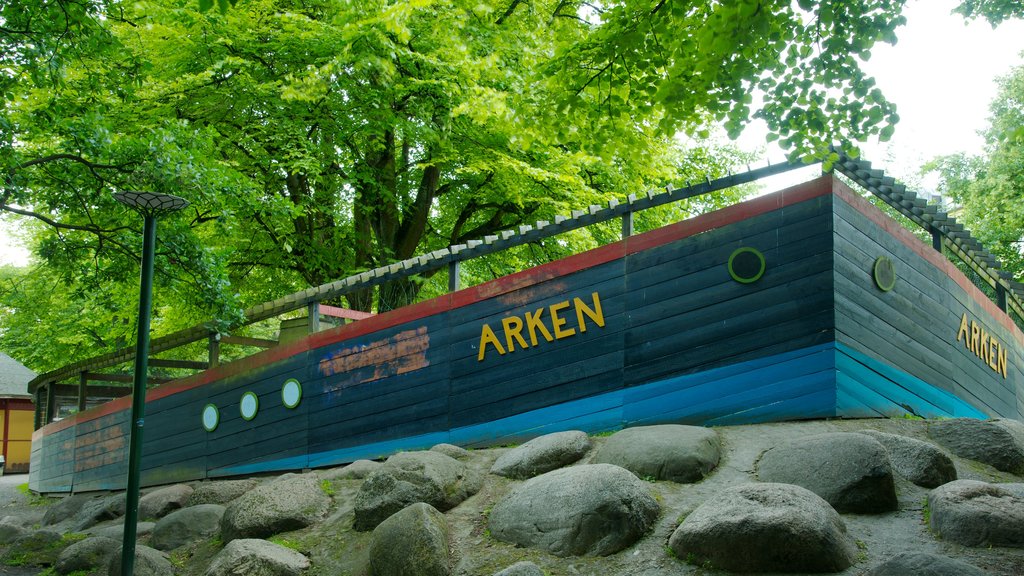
[
  {"left": 622, "top": 211, "right": 634, "bottom": 239},
  {"left": 931, "top": 228, "right": 942, "bottom": 253},
  {"left": 208, "top": 333, "right": 220, "bottom": 368},
  {"left": 449, "top": 260, "right": 461, "bottom": 292},
  {"left": 78, "top": 372, "right": 88, "bottom": 413},
  {"left": 44, "top": 382, "right": 55, "bottom": 425},
  {"left": 308, "top": 302, "right": 321, "bottom": 333},
  {"left": 33, "top": 388, "right": 43, "bottom": 430},
  {"left": 997, "top": 284, "right": 1008, "bottom": 312}
]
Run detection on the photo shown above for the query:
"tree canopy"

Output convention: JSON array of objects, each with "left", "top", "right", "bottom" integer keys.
[
  {"left": 928, "top": 61, "right": 1024, "bottom": 284},
  {"left": 2, "top": 0, "right": 1021, "bottom": 372}
]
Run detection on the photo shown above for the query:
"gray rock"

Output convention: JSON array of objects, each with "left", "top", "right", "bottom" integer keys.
[
  {"left": 928, "top": 418, "right": 1024, "bottom": 474},
  {"left": 431, "top": 443, "right": 472, "bottom": 460},
  {"left": 354, "top": 450, "right": 483, "bottom": 531},
  {"left": 757, "top": 432, "right": 897, "bottom": 513},
  {"left": 0, "top": 522, "right": 27, "bottom": 544},
  {"left": 1001, "top": 483, "right": 1024, "bottom": 499},
  {"left": 108, "top": 544, "right": 176, "bottom": 576},
  {"left": 488, "top": 463, "right": 659, "bottom": 557},
  {"left": 90, "top": 521, "right": 155, "bottom": 541},
  {"left": 865, "top": 551, "right": 987, "bottom": 575},
  {"left": 860, "top": 429, "right": 957, "bottom": 488},
  {"left": 668, "top": 483, "right": 856, "bottom": 573},
  {"left": 369, "top": 502, "right": 450, "bottom": 576},
  {"left": 490, "top": 430, "right": 591, "bottom": 479},
  {"left": 2, "top": 529, "right": 63, "bottom": 565},
  {"left": 139, "top": 484, "right": 194, "bottom": 520},
  {"left": 69, "top": 493, "right": 126, "bottom": 531},
  {"left": 187, "top": 479, "right": 259, "bottom": 506},
  {"left": 41, "top": 493, "right": 92, "bottom": 526},
  {"left": 493, "top": 561, "right": 545, "bottom": 576},
  {"left": 928, "top": 479, "right": 1024, "bottom": 547},
  {"left": 319, "top": 459, "right": 382, "bottom": 481},
  {"left": 591, "top": 424, "right": 720, "bottom": 483},
  {"left": 55, "top": 536, "right": 119, "bottom": 575},
  {"left": 204, "top": 538, "right": 311, "bottom": 576},
  {"left": 151, "top": 504, "right": 226, "bottom": 551},
  {"left": 221, "top": 473, "right": 330, "bottom": 542}
]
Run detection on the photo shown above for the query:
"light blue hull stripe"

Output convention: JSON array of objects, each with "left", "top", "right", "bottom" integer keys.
[{"left": 217, "top": 341, "right": 988, "bottom": 475}]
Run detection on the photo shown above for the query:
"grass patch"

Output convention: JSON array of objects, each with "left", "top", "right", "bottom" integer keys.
[
  {"left": 269, "top": 536, "right": 306, "bottom": 552},
  {"left": 320, "top": 479, "right": 336, "bottom": 497},
  {"left": 16, "top": 483, "right": 52, "bottom": 506}
]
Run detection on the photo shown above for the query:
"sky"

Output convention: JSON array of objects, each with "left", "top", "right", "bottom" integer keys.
[{"left": 2, "top": 0, "right": 1024, "bottom": 267}]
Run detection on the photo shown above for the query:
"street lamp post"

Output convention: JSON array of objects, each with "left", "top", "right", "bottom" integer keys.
[{"left": 113, "top": 191, "right": 189, "bottom": 576}]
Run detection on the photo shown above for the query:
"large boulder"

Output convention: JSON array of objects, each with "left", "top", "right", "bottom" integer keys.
[
  {"left": 66, "top": 493, "right": 125, "bottom": 531},
  {"left": 488, "top": 463, "right": 659, "bottom": 557},
  {"left": 139, "top": 484, "right": 194, "bottom": 520},
  {"left": 591, "top": 425, "right": 720, "bottom": 483},
  {"left": 431, "top": 443, "right": 472, "bottom": 460},
  {"left": 859, "top": 429, "right": 957, "bottom": 488},
  {"left": 927, "top": 479, "right": 1024, "bottom": 547},
  {"left": 490, "top": 430, "right": 592, "bottom": 479},
  {"left": 41, "top": 493, "right": 93, "bottom": 527},
  {"left": 55, "top": 536, "right": 119, "bottom": 575},
  {"left": 220, "top": 473, "right": 331, "bottom": 542},
  {"left": 187, "top": 479, "right": 259, "bottom": 506},
  {"left": 368, "top": 502, "right": 450, "bottom": 576},
  {"left": 108, "top": 544, "right": 176, "bottom": 576},
  {"left": 319, "top": 459, "right": 382, "bottom": 481},
  {"left": 0, "top": 522, "right": 27, "bottom": 544},
  {"left": 865, "top": 551, "right": 987, "bottom": 576},
  {"left": 668, "top": 483, "right": 857, "bottom": 573},
  {"left": 756, "top": 432, "right": 897, "bottom": 513},
  {"left": 928, "top": 418, "right": 1024, "bottom": 474},
  {"left": 204, "top": 538, "right": 311, "bottom": 576},
  {"left": 1, "top": 529, "right": 63, "bottom": 566},
  {"left": 354, "top": 451, "right": 483, "bottom": 531},
  {"left": 90, "top": 521, "right": 155, "bottom": 541},
  {"left": 151, "top": 504, "right": 226, "bottom": 551}
]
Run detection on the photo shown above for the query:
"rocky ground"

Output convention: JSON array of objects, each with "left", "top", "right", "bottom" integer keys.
[{"left": 1, "top": 417, "right": 1023, "bottom": 576}]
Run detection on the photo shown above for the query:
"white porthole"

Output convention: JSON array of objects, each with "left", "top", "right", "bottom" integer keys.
[
  {"left": 202, "top": 404, "right": 219, "bottom": 432},
  {"left": 240, "top": 391, "right": 259, "bottom": 421},
  {"left": 282, "top": 379, "right": 302, "bottom": 409}
]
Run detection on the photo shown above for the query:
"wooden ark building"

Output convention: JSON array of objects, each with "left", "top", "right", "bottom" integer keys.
[{"left": 27, "top": 155, "right": 1024, "bottom": 493}]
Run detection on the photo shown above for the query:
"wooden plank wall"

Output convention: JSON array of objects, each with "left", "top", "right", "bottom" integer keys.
[
  {"left": 832, "top": 183, "right": 1023, "bottom": 420},
  {"left": 621, "top": 193, "right": 836, "bottom": 422}
]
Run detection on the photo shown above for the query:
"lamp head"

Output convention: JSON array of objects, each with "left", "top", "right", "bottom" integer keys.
[{"left": 113, "top": 191, "right": 190, "bottom": 217}]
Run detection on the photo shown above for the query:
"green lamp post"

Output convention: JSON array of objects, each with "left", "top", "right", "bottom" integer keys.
[{"left": 113, "top": 190, "right": 189, "bottom": 576}]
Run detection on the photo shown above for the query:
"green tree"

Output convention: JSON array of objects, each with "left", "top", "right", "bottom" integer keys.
[
  {"left": 3, "top": 0, "right": 1021, "bottom": 371},
  {"left": 927, "top": 62, "right": 1024, "bottom": 283}
]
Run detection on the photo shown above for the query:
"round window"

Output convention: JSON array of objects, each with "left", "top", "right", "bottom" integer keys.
[
  {"left": 873, "top": 256, "right": 896, "bottom": 292},
  {"left": 240, "top": 391, "right": 259, "bottom": 421},
  {"left": 728, "top": 247, "right": 766, "bottom": 284},
  {"left": 201, "top": 404, "right": 219, "bottom": 432},
  {"left": 282, "top": 379, "right": 302, "bottom": 409}
]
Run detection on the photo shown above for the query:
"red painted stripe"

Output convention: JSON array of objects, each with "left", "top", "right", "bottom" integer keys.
[
  {"left": 625, "top": 176, "right": 833, "bottom": 254},
  {"left": 833, "top": 181, "right": 1024, "bottom": 347},
  {"left": 319, "top": 304, "right": 374, "bottom": 320},
  {"left": 37, "top": 175, "right": 835, "bottom": 435}
]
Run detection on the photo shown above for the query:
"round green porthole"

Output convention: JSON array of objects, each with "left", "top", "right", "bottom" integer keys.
[
  {"left": 282, "top": 379, "right": 302, "bottom": 409},
  {"left": 201, "top": 404, "right": 219, "bottom": 432},
  {"left": 240, "top": 391, "right": 259, "bottom": 421},
  {"left": 728, "top": 247, "right": 766, "bottom": 284},
  {"left": 873, "top": 256, "right": 896, "bottom": 292}
]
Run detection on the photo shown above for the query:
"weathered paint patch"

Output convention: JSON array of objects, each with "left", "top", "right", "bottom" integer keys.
[{"left": 319, "top": 327, "right": 430, "bottom": 383}]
